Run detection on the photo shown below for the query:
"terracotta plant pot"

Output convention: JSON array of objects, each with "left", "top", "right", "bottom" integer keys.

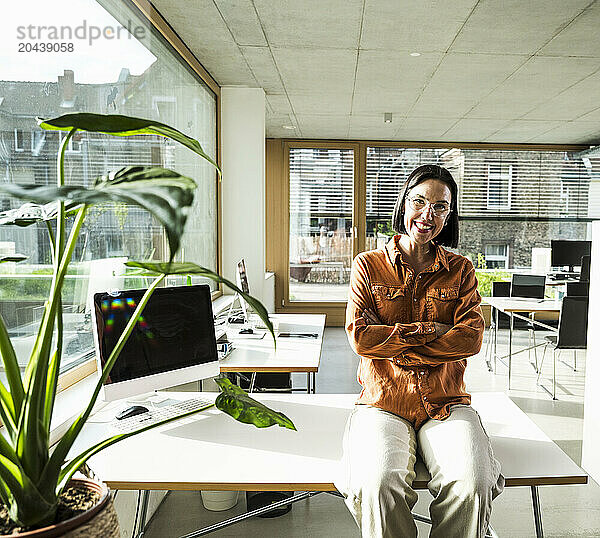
[{"left": 0, "top": 479, "right": 120, "bottom": 538}]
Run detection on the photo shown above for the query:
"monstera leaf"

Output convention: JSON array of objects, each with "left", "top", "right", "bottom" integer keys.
[
  {"left": 38, "top": 113, "right": 219, "bottom": 173},
  {"left": 125, "top": 260, "right": 275, "bottom": 344},
  {"left": 215, "top": 377, "right": 296, "bottom": 430},
  {"left": 0, "top": 167, "right": 196, "bottom": 261}
]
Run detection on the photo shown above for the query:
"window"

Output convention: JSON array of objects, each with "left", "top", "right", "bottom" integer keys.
[
  {"left": 31, "top": 130, "right": 46, "bottom": 156},
  {"left": 487, "top": 163, "right": 512, "bottom": 210},
  {"left": 484, "top": 244, "right": 509, "bottom": 269},
  {"left": 14, "top": 129, "right": 25, "bottom": 152},
  {"left": 288, "top": 146, "right": 355, "bottom": 302},
  {"left": 0, "top": 0, "right": 218, "bottom": 376},
  {"left": 59, "top": 131, "right": 83, "bottom": 153}
]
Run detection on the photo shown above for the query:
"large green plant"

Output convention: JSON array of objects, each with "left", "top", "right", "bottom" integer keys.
[{"left": 0, "top": 113, "right": 292, "bottom": 530}]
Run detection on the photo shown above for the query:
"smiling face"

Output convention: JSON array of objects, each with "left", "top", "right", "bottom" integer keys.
[{"left": 403, "top": 178, "right": 452, "bottom": 247}]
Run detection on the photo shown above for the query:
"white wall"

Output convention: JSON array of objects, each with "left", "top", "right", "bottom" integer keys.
[
  {"left": 220, "top": 87, "right": 267, "bottom": 304},
  {"left": 582, "top": 220, "right": 600, "bottom": 484}
]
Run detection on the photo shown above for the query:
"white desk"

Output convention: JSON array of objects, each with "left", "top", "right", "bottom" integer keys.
[
  {"left": 484, "top": 297, "right": 560, "bottom": 389},
  {"left": 220, "top": 313, "right": 325, "bottom": 393},
  {"left": 79, "top": 392, "right": 586, "bottom": 538}
]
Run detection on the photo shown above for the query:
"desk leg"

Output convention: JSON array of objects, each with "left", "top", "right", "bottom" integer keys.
[
  {"left": 134, "top": 489, "right": 150, "bottom": 538},
  {"left": 493, "top": 307, "right": 498, "bottom": 373},
  {"left": 531, "top": 485, "right": 544, "bottom": 538},
  {"left": 249, "top": 372, "right": 257, "bottom": 393},
  {"left": 306, "top": 372, "right": 311, "bottom": 394},
  {"left": 309, "top": 372, "right": 316, "bottom": 394},
  {"left": 508, "top": 313, "right": 514, "bottom": 390}
]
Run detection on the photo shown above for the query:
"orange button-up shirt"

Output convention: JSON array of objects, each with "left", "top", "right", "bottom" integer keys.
[{"left": 346, "top": 235, "right": 485, "bottom": 429}]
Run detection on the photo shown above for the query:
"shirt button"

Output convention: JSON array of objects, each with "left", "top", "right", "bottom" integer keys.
[
  {"left": 413, "top": 298, "right": 417, "bottom": 302},
  {"left": 418, "top": 275, "right": 422, "bottom": 279},
  {"left": 420, "top": 370, "right": 425, "bottom": 375},
  {"left": 423, "top": 396, "right": 428, "bottom": 401}
]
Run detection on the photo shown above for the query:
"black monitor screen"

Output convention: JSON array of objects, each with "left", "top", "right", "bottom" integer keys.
[
  {"left": 551, "top": 240, "right": 591, "bottom": 269},
  {"left": 94, "top": 285, "right": 217, "bottom": 385},
  {"left": 237, "top": 259, "right": 250, "bottom": 294}
]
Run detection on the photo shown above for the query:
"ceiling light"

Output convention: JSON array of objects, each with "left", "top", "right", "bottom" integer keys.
[
  {"left": 282, "top": 125, "right": 296, "bottom": 130},
  {"left": 384, "top": 113, "right": 392, "bottom": 123},
  {"left": 410, "top": 52, "right": 421, "bottom": 57}
]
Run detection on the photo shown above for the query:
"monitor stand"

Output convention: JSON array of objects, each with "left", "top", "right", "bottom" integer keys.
[{"left": 226, "top": 292, "right": 248, "bottom": 325}]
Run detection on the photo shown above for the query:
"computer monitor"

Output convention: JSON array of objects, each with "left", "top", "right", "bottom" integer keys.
[
  {"left": 550, "top": 240, "right": 591, "bottom": 272},
  {"left": 236, "top": 258, "right": 250, "bottom": 321},
  {"left": 93, "top": 284, "right": 219, "bottom": 401}
]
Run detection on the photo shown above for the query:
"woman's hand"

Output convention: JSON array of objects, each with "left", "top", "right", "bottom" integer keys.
[
  {"left": 362, "top": 308, "right": 382, "bottom": 325},
  {"left": 434, "top": 322, "right": 453, "bottom": 338}
]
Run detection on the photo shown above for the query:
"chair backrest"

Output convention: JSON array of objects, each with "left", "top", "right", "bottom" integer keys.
[
  {"left": 492, "top": 280, "right": 511, "bottom": 297},
  {"left": 580, "top": 255, "right": 591, "bottom": 282},
  {"left": 567, "top": 281, "right": 589, "bottom": 297},
  {"left": 556, "top": 296, "right": 589, "bottom": 349},
  {"left": 511, "top": 273, "right": 546, "bottom": 299}
]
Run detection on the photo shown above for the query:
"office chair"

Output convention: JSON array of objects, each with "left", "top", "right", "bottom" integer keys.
[
  {"left": 580, "top": 255, "right": 591, "bottom": 282},
  {"left": 484, "top": 281, "right": 511, "bottom": 372},
  {"left": 510, "top": 274, "right": 548, "bottom": 371},
  {"left": 566, "top": 281, "right": 589, "bottom": 297},
  {"left": 537, "top": 295, "right": 588, "bottom": 399}
]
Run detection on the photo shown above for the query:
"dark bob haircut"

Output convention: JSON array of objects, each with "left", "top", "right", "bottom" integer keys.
[{"left": 391, "top": 164, "right": 459, "bottom": 248}]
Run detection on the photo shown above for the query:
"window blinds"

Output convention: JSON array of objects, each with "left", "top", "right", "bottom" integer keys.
[
  {"left": 364, "top": 147, "right": 600, "bottom": 220},
  {"left": 289, "top": 148, "right": 354, "bottom": 218}
]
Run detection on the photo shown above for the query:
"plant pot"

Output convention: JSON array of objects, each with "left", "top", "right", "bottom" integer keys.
[{"left": 0, "top": 479, "right": 120, "bottom": 538}]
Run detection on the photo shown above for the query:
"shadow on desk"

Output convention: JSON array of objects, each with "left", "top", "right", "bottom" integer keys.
[{"left": 163, "top": 400, "right": 350, "bottom": 460}]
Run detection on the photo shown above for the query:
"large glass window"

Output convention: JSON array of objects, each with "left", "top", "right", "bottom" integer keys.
[
  {"left": 0, "top": 0, "right": 218, "bottom": 374},
  {"left": 364, "top": 146, "right": 599, "bottom": 286},
  {"left": 288, "top": 147, "right": 354, "bottom": 302}
]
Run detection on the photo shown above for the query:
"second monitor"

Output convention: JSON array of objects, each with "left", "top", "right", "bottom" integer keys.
[{"left": 551, "top": 240, "right": 591, "bottom": 273}]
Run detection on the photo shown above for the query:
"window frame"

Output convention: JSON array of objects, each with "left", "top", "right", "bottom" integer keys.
[{"left": 267, "top": 140, "right": 588, "bottom": 326}]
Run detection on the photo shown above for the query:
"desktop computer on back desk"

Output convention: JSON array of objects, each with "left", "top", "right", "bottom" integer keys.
[{"left": 228, "top": 258, "right": 291, "bottom": 393}]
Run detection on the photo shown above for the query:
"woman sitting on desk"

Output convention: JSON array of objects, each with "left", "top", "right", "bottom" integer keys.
[{"left": 336, "top": 165, "right": 504, "bottom": 538}]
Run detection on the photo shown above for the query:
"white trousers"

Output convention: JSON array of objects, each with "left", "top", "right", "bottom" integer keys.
[{"left": 334, "top": 405, "right": 504, "bottom": 538}]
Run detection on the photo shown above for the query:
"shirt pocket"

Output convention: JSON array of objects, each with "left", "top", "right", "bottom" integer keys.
[
  {"left": 372, "top": 285, "right": 408, "bottom": 324},
  {"left": 426, "top": 286, "right": 459, "bottom": 323}
]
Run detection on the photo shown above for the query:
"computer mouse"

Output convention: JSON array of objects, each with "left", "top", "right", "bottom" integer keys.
[
  {"left": 116, "top": 405, "right": 149, "bottom": 420},
  {"left": 239, "top": 328, "right": 254, "bottom": 334}
]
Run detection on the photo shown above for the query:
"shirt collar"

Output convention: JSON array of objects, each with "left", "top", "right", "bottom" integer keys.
[{"left": 385, "top": 234, "right": 450, "bottom": 272}]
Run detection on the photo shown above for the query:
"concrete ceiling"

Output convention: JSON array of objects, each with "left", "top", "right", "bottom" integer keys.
[{"left": 152, "top": 0, "right": 600, "bottom": 144}]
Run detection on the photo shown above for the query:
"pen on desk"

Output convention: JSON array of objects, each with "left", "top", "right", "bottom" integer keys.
[{"left": 278, "top": 332, "right": 318, "bottom": 338}]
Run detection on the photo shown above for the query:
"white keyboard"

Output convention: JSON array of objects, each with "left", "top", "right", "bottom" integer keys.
[{"left": 111, "top": 397, "right": 214, "bottom": 433}]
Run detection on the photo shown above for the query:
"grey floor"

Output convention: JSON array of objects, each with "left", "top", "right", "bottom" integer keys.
[{"left": 145, "top": 327, "right": 600, "bottom": 537}]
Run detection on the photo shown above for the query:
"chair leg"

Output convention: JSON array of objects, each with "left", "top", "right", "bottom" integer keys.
[
  {"left": 537, "top": 344, "right": 548, "bottom": 384},
  {"left": 553, "top": 349, "right": 557, "bottom": 400},
  {"left": 532, "top": 329, "right": 538, "bottom": 372},
  {"left": 484, "top": 323, "right": 494, "bottom": 372}
]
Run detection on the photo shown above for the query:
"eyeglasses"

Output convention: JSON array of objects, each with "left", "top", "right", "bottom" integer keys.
[{"left": 406, "top": 196, "right": 451, "bottom": 217}]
